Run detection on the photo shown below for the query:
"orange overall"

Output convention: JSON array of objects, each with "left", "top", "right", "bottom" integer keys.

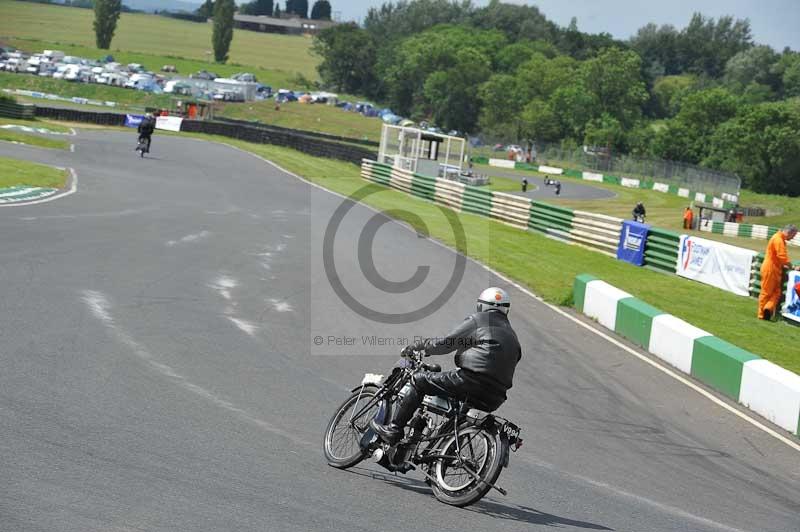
[
  {"left": 683, "top": 209, "right": 693, "bottom": 230},
  {"left": 757, "top": 232, "right": 790, "bottom": 319}
]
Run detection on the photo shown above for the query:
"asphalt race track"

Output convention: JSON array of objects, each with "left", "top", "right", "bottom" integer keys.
[
  {"left": 0, "top": 131, "right": 798, "bottom": 532},
  {"left": 487, "top": 169, "right": 617, "bottom": 200}
]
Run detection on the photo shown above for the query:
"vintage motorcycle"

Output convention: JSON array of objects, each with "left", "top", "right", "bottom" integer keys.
[{"left": 322, "top": 350, "right": 523, "bottom": 507}]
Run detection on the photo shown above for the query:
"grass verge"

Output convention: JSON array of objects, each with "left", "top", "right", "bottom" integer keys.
[
  {"left": 0, "top": 116, "right": 73, "bottom": 133},
  {"left": 0, "top": 128, "right": 69, "bottom": 149},
  {"left": 0, "top": 156, "right": 67, "bottom": 188},
  {"left": 172, "top": 132, "right": 800, "bottom": 374}
]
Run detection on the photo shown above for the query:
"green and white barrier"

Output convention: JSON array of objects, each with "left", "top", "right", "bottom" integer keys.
[
  {"left": 362, "top": 160, "right": 622, "bottom": 256},
  {"left": 574, "top": 274, "right": 800, "bottom": 436},
  {"left": 700, "top": 219, "right": 800, "bottom": 248},
  {"left": 505, "top": 161, "right": 738, "bottom": 209}
]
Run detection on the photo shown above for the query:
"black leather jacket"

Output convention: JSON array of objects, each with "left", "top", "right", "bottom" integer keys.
[
  {"left": 138, "top": 117, "right": 155, "bottom": 136},
  {"left": 419, "top": 310, "right": 522, "bottom": 391}
]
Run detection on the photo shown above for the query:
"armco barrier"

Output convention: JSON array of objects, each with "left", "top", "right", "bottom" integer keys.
[
  {"left": 574, "top": 274, "right": 800, "bottom": 436},
  {"left": 362, "top": 160, "right": 622, "bottom": 256}
]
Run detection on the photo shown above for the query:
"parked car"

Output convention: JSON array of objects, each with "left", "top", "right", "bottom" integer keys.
[{"left": 233, "top": 72, "right": 257, "bottom": 83}]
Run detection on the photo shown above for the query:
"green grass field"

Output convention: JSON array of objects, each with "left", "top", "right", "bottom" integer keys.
[
  {"left": 167, "top": 131, "right": 800, "bottom": 375},
  {"left": 0, "top": 126, "right": 69, "bottom": 149},
  {"left": 218, "top": 100, "right": 383, "bottom": 142},
  {"left": 0, "top": 1, "right": 318, "bottom": 85},
  {"left": 0, "top": 115, "right": 73, "bottom": 133},
  {"left": 0, "top": 155, "right": 67, "bottom": 187}
]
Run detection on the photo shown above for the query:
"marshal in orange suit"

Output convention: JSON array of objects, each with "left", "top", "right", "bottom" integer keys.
[{"left": 758, "top": 224, "right": 799, "bottom": 320}]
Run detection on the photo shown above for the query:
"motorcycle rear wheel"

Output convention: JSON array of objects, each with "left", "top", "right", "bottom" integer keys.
[
  {"left": 430, "top": 426, "right": 504, "bottom": 507},
  {"left": 323, "top": 387, "right": 381, "bottom": 469}
]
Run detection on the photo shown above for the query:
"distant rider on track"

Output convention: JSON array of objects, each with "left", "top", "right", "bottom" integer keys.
[{"left": 137, "top": 112, "right": 156, "bottom": 154}]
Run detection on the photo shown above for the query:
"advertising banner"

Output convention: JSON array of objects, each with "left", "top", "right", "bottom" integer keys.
[
  {"left": 782, "top": 271, "right": 800, "bottom": 323},
  {"left": 155, "top": 116, "right": 183, "bottom": 132},
  {"left": 616, "top": 220, "right": 650, "bottom": 266},
  {"left": 124, "top": 114, "right": 144, "bottom": 128},
  {"left": 677, "top": 235, "right": 756, "bottom": 296}
]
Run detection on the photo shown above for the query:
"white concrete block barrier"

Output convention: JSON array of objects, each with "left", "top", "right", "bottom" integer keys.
[{"left": 573, "top": 274, "right": 800, "bottom": 437}]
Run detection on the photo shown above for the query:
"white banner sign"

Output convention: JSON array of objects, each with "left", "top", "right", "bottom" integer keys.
[
  {"left": 621, "top": 177, "right": 640, "bottom": 188},
  {"left": 582, "top": 171, "right": 603, "bottom": 182},
  {"left": 156, "top": 116, "right": 183, "bottom": 132},
  {"left": 488, "top": 158, "right": 516, "bottom": 169},
  {"left": 677, "top": 235, "right": 756, "bottom": 296},
  {"left": 782, "top": 271, "right": 800, "bottom": 323},
  {"left": 538, "top": 165, "right": 564, "bottom": 175}
]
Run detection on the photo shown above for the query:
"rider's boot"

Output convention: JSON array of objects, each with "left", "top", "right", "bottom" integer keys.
[{"left": 370, "top": 385, "right": 419, "bottom": 445}]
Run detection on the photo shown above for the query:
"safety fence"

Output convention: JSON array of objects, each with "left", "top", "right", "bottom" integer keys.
[
  {"left": 362, "top": 160, "right": 799, "bottom": 302},
  {"left": 361, "top": 159, "right": 623, "bottom": 258},
  {"left": 700, "top": 219, "right": 800, "bottom": 248},
  {"left": 0, "top": 100, "right": 35, "bottom": 119},
  {"left": 215, "top": 117, "right": 379, "bottom": 148},
  {"left": 475, "top": 157, "right": 738, "bottom": 209}
]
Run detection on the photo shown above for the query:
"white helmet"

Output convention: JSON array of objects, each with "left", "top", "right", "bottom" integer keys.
[{"left": 477, "top": 287, "right": 510, "bottom": 315}]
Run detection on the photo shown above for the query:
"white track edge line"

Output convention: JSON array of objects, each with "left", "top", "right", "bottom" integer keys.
[{"left": 216, "top": 141, "right": 800, "bottom": 452}]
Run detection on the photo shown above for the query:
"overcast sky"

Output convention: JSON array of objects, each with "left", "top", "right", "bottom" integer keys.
[{"left": 331, "top": 0, "right": 799, "bottom": 51}]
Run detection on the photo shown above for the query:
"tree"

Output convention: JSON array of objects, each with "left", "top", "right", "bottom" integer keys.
[
  {"left": 470, "top": 0, "right": 558, "bottom": 44},
  {"left": 651, "top": 74, "right": 696, "bottom": 118},
  {"left": 364, "top": 0, "right": 472, "bottom": 43},
  {"left": 93, "top": 0, "right": 122, "bottom": 50},
  {"left": 579, "top": 47, "right": 648, "bottom": 127},
  {"left": 312, "top": 23, "right": 378, "bottom": 94},
  {"left": 705, "top": 102, "right": 800, "bottom": 195},
  {"left": 286, "top": 0, "right": 308, "bottom": 18},
  {"left": 212, "top": 0, "right": 235, "bottom": 63},
  {"left": 548, "top": 84, "right": 599, "bottom": 141},
  {"left": 583, "top": 113, "right": 625, "bottom": 151},
  {"left": 196, "top": 0, "right": 214, "bottom": 18},
  {"left": 310, "top": 0, "right": 331, "bottom": 20},
  {"left": 724, "top": 45, "right": 780, "bottom": 93},
  {"left": 274, "top": 3, "right": 281, "bottom": 17},
  {"left": 519, "top": 99, "right": 561, "bottom": 142},
  {"left": 240, "top": 0, "right": 273, "bottom": 16},
  {"left": 478, "top": 74, "right": 522, "bottom": 137},
  {"left": 677, "top": 13, "right": 752, "bottom": 77}
]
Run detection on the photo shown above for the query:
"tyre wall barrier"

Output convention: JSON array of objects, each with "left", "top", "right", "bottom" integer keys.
[
  {"left": 180, "top": 120, "right": 377, "bottom": 164},
  {"left": 214, "top": 116, "right": 380, "bottom": 148},
  {"left": 361, "top": 160, "right": 622, "bottom": 257},
  {"left": 34, "top": 106, "right": 127, "bottom": 126},
  {"left": 574, "top": 274, "right": 800, "bottom": 437},
  {"left": 31, "top": 106, "right": 377, "bottom": 164},
  {"left": 0, "top": 100, "right": 35, "bottom": 119}
]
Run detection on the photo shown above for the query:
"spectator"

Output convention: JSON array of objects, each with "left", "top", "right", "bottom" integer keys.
[
  {"left": 683, "top": 206, "right": 694, "bottom": 230},
  {"left": 758, "top": 224, "right": 800, "bottom": 320}
]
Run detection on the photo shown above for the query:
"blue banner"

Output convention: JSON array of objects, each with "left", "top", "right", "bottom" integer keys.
[
  {"left": 783, "top": 271, "right": 800, "bottom": 323},
  {"left": 124, "top": 114, "right": 144, "bottom": 128},
  {"left": 617, "top": 220, "right": 650, "bottom": 266}
]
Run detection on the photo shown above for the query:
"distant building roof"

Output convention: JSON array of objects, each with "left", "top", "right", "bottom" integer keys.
[{"left": 233, "top": 14, "right": 337, "bottom": 31}]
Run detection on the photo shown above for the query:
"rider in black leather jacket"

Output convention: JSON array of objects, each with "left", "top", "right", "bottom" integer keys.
[{"left": 371, "top": 287, "right": 522, "bottom": 445}]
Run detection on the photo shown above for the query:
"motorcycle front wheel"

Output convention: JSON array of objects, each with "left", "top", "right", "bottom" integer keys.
[
  {"left": 431, "top": 426, "right": 504, "bottom": 507},
  {"left": 323, "top": 387, "right": 381, "bottom": 469}
]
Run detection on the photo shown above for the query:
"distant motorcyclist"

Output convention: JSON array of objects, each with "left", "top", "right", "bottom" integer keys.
[
  {"left": 632, "top": 202, "right": 646, "bottom": 222},
  {"left": 371, "top": 287, "right": 522, "bottom": 445},
  {"left": 137, "top": 112, "right": 156, "bottom": 153}
]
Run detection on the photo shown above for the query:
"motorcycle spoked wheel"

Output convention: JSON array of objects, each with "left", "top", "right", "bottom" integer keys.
[
  {"left": 430, "top": 426, "right": 504, "bottom": 507},
  {"left": 323, "top": 387, "right": 383, "bottom": 469}
]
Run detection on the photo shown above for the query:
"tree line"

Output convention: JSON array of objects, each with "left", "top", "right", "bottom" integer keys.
[{"left": 313, "top": 0, "right": 800, "bottom": 195}]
